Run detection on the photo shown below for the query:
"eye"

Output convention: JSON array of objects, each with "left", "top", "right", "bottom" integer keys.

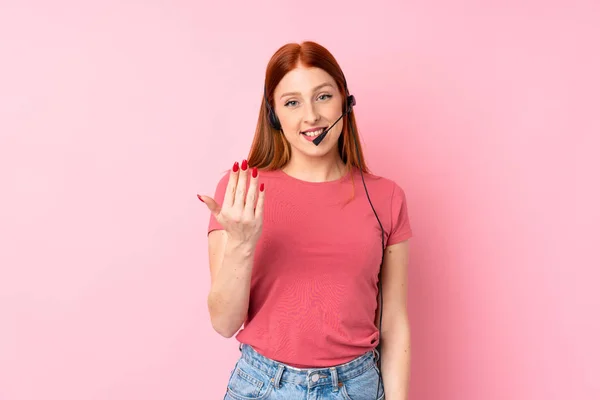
[
  {"left": 318, "top": 93, "right": 332, "bottom": 101},
  {"left": 284, "top": 100, "right": 298, "bottom": 107}
]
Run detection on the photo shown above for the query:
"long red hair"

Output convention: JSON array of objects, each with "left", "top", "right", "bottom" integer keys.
[{"left": 247, "top": 41, "right": 370, "bottom": 175}]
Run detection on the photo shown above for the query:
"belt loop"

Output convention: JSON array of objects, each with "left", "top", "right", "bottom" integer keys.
[
  {"left": 272, "top": 364, "right": 284, "bottom": 389},
  {"left": 373, "top": 347, "right": 380, "bottom": 363},
  {"left": 330, "top": 367, "right": 339, "bottom": 392}
]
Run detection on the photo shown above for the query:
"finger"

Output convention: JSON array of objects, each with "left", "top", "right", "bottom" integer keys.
[
  {"left": 222, "top": 161, "right": 240, "bottom": 208},
  {"left": 197, "top": 195, "right": 221, "bottom": 216},
  {"left": 254, "top": 183, "right": 265, "bottom": 220},
  {"left": 243, "top": 167, "right": 259, "bottom": 217},
  {"left": 233, "top": 159, "right": 249, "bottom": 211}
]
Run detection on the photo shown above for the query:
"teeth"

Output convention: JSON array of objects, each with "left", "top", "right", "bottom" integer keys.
[{"left": 303, "top": 128, "right": 324, "bottom": 137}]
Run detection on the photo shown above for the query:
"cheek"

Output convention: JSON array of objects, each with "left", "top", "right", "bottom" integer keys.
[
  {"left": 279, "top": 114, "right": 300, "bottom": 133},
  {"left": 321, "top": 102, "right": 344, "bottom": 124}
]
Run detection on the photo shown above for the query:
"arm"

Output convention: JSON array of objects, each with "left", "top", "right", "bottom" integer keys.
[
  {"left": 379, "top": 240, "right": 411, "bottom": 400},
  {"left": 199, "top": 161, "right": 265, "bottom": 338},
  {"left": 206, "top": 230, "right": 255, "bottom": 337}
]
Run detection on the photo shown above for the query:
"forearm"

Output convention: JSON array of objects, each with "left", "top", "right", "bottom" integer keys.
[
  {"left": 207, "top": 238, "right": 255, "bottom": 337},
  {"left": 380, "top": 320, "right": 411, "bottom": 400}
]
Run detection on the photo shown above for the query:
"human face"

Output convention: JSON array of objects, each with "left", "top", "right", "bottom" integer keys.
[{"left": 272, "top": 65, "right": 344, "bottom": 159}]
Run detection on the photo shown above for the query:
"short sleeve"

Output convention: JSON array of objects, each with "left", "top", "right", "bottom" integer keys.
[
  {"left": 207, "top": 172, "right": 229, "bottom": 235},
  {"left": 386, "top": 183, "right": 413, "bottom": 246}
]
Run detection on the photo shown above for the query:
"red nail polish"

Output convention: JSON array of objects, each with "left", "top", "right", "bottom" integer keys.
[
  {"left": 241, "top": 159, "right": 248, "bottom": 171},
  {"left": 197, "top": 195, "right": 204, "bottom": 202},
  {"left": 232, "top": 162, "right": 239, "bottom": 172},
  {"left": 260, "top": 183, "right": 264, "bottom": 192},
  {"left": 252, "top": 167, "right": 258, "bottom": 178}
]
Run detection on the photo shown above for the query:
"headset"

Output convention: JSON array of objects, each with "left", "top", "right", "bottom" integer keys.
[{"left": 264, "top": 74, "right": 386, "bottom": 400}]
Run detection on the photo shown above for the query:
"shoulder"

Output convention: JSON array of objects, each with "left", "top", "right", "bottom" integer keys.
[
  {"left": 354, "top": 169, "right": 410, "bottom": 220},
  {"left": 357, "top": 169, "right": 413, "bottom": 242},
  {"left": 211, "top": 169, "right": 230, "bottom": 194},
  {"left": 356, "top": 169, "right": 407, "bottom": 199}
]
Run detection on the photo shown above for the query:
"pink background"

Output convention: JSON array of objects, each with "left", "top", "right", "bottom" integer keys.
[{"left": 1, "top": 1, "right": 598, "bottom": 399}]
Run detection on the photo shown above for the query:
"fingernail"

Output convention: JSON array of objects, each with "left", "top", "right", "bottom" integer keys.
[
  {"left": 241, "top": 159, "right": 248, "bottom": 171},
  {"left": 197, "top": 194, "right": 205, "bottom": 202},
  {"left": 260, "top": 183, "right": 264, "bottom": 192},
  {"left": 252, "top": 167, "right": 258, "bottom": 178},
  {"left": 232, "top": 162, "right": 239, "bottom": 172}
]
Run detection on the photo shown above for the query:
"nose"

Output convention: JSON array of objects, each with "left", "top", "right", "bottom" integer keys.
[{"left": 303, "top": 102, "right": 320, "bottom": 123}]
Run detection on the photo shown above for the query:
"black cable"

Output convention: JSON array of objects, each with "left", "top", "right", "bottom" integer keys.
[{"left": 349, "top": 122, "right": 385, "bottom": 400}]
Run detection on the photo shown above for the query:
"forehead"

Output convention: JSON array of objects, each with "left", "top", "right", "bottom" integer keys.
[{"left": 274, "top": 65, "right": 337, "bottom": 96}]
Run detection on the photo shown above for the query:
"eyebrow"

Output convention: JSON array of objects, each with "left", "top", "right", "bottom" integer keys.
[{"left": 279, "top": 82, "right": 335, "bottom": 99}]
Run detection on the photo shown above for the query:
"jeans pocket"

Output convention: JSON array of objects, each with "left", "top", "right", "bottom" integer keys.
[
  {"left": 340, "top": 364, "right": 385, "bottom": 400},
  {"left": 226, "top": 358, "right": 273, "bottom": 400}
]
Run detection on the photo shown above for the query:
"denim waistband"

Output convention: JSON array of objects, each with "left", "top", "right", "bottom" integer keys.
[{"left": 238, "top": 344, "right": 380, "bottom": 389}]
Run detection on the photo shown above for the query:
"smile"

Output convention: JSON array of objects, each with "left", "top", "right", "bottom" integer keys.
[{"left": 301, "top": 127, "right": 326, "bottom": 137}]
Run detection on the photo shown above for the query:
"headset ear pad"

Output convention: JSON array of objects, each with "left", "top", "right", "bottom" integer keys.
[
  {"left": 347, "top": 94, "right": 356, "bottom": 111},
  {"left": 268, "top": 107, "right": 281, "bottom": 131},
  {"left": 264, "top": 87, "right": 282, "bottom": 131}
]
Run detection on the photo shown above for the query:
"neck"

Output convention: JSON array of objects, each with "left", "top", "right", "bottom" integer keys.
[{"left": 283, "top": 152, "right": 346, "bottom": 183}]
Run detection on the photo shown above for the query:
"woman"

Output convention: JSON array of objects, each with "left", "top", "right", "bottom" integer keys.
[{"left": 198, "top": 41, "right": 412, "bottom": 400}]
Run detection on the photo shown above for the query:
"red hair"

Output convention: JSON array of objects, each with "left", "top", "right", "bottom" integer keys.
[{"left": 247, "top": 41, "right": 370, "bottom": 175}]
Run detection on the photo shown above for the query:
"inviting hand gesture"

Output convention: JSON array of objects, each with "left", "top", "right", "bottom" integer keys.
[{"left": 198, "top": 160, "right": 265, "bottom": 247}]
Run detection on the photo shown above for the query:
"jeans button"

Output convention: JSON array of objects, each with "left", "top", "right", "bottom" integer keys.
[{"left": 311, "top": 374, "right": 319, "bottom": 383}]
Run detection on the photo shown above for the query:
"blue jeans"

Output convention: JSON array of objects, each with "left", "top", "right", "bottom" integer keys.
[{"left": 224, "top": 344, "right": 385, "bottom": 400}]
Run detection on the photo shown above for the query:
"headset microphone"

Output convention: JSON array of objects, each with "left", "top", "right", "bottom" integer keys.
[
  {"left": 312, "top": 94, "right": 356, "bottom": 146},
  {"left": 311, "top": 111, "right": 345, "bottom": 146}
]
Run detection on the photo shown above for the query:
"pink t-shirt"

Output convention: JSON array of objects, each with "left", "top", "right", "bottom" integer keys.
[{"left": 207, "top": 167, "right": 412, "bottom": 367}]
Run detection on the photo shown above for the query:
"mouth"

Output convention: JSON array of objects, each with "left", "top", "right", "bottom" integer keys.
[{"left": 300, "top": 127, "right": 327, "bottom": 137}]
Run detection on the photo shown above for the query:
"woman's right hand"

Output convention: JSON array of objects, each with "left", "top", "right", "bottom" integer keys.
[{"left": 198, "top": 160, "right": 265, "bottom": 247}]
